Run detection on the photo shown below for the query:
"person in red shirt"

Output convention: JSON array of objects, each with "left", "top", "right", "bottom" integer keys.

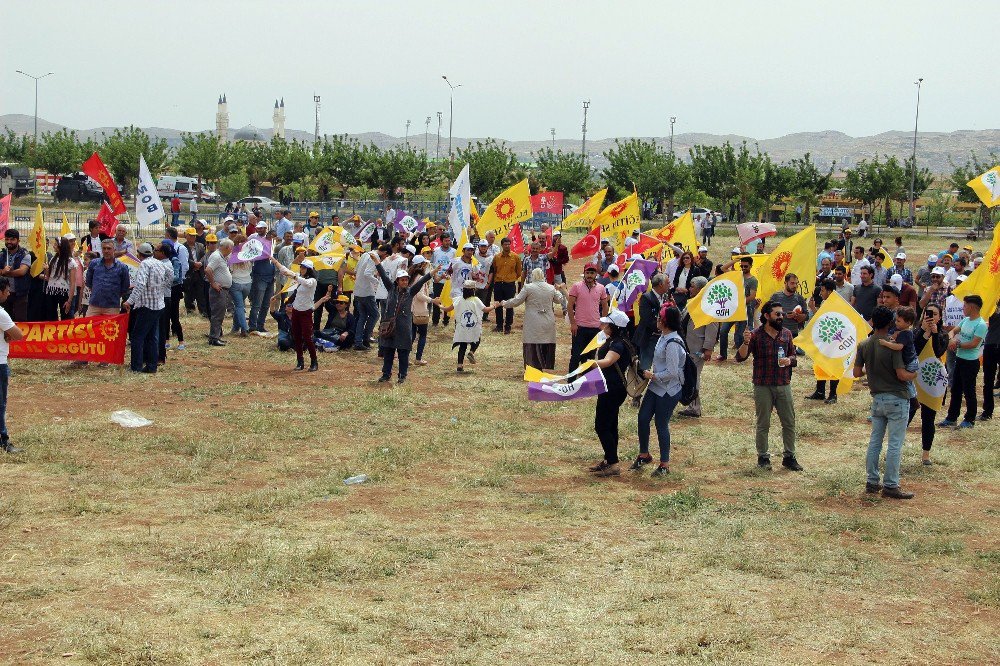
[
  {"left": 170, "top": 196, "right": 181, "bottom": 226},
  {"left": 547, "top": 231, "right": 569, "bottom": 285}
]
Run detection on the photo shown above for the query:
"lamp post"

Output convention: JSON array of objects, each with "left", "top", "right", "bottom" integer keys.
[
  {"left": 15, "top": 69, "right": 54, "bottom": 147},
  {"left": 405, "top": 119, "right": 411, "bottom": 148},
  {"left": 669, "top": 116, "right": 676, "bottom": 155},
  {"left": 581, "top": 100, "right": 590, "bottom": 159},
  {"left": 424, "top": 116, "right": 431, "bottom": 154},
  {"left": 442, "top": 76, "right": 462, "bottom": 167},
  {"left": 908, "top": 78, "right": 923, "bottom": 225},
  {"left": 436, "top": 112, "right": 442, "bottom": 161},
  {"left": 550, "top": 127, "right": 556, "bottom": 150}
]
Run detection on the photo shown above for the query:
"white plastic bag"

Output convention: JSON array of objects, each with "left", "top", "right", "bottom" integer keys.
[{"left": 110, "top": 410, "right": 153, "bottom": 428}]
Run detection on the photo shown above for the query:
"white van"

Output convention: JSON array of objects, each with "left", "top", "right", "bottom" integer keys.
[{"left": 157, "top": 175, "right": 219, "bottom": 202}]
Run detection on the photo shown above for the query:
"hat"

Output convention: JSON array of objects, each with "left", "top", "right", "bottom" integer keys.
[
  {"left": 228, "top": 225, "right": 238, "bottom": 232},
  {"left": 404, "top": 244, "right": 417, "bottom": 255},
  {"left": 584, "top": 263, "right": 599, "bottom": 272},
  {"left": 881, "top": 284, "right": 900, "bottom": 296},
  {"left": 295, "top": 246, "right": 307, "bottom": 253},
  {"left": 895, "top": 252, "right": 906, "bottom": 260},
  {"left": 889, "top": 274, "right": 903, "bottom": 289},
  {"left": 600, "top": 309, "right": 630, "bottom": 327},
  {"left": 420, "top": 246, "right": 433, "bottom": 254},
  {"left": 732, "top": 247, "right": 741, "bottom": 255},
  {"left": 395, "top": 269, "right": 409, "bottom": 280},
  {"left": 462, "top": 242, "right": 474, "bottom": 250},
  {"left": 185, "top": 228, "right": 197, "bottom": 236},
  {"left": 62, "top": 232, "right": 77, "bottom": 240},
  {"left": 205, "top": 234, "right": 218, "bottom": 242},
  {"left": 224, "top": 215, "right": 235, "bottom": 222},
  {"left": 462, "top": 279, "right": 476, "bottom": 289},
  {"left": 352, "top": 244, "right": 363, "bottom": 252},
  {"left": 631, "top": 229, "right": 640, "bottom": 235},
  {"left": 931, "top": 266, "right": 946, "bottom": 276},
  {"left": 292, "top": 232, "right": 306, "bottom": 243},
  {"left": 255, "top": 222, "right": 267, "bottom": 230},
  {"left": 478, "top": 239, "right": 489, "bottom": 246},
  {"left": 956, "top": 274, "right": 968, "bottom": 283},
  {"left": 927, "top": 253, "right": 938, "bottom": 263},
  {"left": 309, "top": 211, "right": 319, "bottom": 218},
  {"left": 698, "top": 246, "right": 708, "bottom": 253},
  {"left": 608, "top": 265, "right": 620, "bottom": 275},
  {"left": 553, "top": 230, "right": 562, "bottom": 236},
  {"left": 137, "top": 242, "right": 154, "bottom": 256},
  {"left": 963, "top": 245, "right": 974, "bottom": 252},
  {"left": 425, "top": 221, "right": 436, "bottom": 228},
  {"left": 412, "top": 255, "right": 427, "bottom": 266},
  {"left": 301, "top": 259, "right": 314, "bottom": 269},
  {"left": 335, "top": 294, "right": 349, "bottom": 303},
  {"left": 844, "top": 228, "right": 853, "bottom": 234}
]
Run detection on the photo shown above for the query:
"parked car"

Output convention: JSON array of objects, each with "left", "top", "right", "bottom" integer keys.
[
  {"left": 672, "top": 207, "right": 716, "bottom": 220},
  {"left": 53, "top": 173, "right": 105, "bottom": 203},
  {"left": 157, "top": 175, "right": 220, "bottom": 202},
  {"left": 236, "top": 196, "right": 281, "bottom": 214}
]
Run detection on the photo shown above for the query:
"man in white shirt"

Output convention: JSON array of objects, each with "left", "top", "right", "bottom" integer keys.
[
  {"left": 850, "top": 246, "right": 871, "bottom": 286},
  {"left": 431, "top": 235, "right": 456, "bottom": 326},
  {"left": 189, "top": 197, "right": 199, "bottom": 223},
  {"left": 0, "top": 277, "right": 24, "bottom": 453},
  {"left": 484, "top": 230, "right": 501, "bottom": 256}
]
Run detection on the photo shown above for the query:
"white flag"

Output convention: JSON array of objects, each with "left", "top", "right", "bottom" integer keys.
[
  {"left": 135, "top": 154, "right": 164, "bottom": 226},
  {"left": 448, "top": 163, "right": 471, "bottom": 242}
]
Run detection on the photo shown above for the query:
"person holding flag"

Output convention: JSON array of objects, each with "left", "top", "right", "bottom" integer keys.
[
  {"left": 907, "top": 303, "right": 948, "bottom": 465},
  {"left": 588, "top": 309, "right": 634, "bottom": 478},
  {"left": 269, "top": 256, "right": 321, "bottom": 371}
]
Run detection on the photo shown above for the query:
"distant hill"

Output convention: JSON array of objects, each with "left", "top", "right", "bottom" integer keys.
[{"left": 3, "top": 113, "right": 998, "bottom": 173}]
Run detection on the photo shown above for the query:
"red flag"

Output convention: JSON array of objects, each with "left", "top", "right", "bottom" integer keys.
[
  {"left": 507, "top": 222, "right": 525, "bottom": 254},
  {"left": 81, "top": 152, "right": 126, "bottom": 215},
  {"left": 624, "top": 233, "right": 661, "bottom": 259},
  {"left": 9, "top": 314, "right": 129, "bottom": 363},
  {"left": 530, "top": 191, "right": 563, "bottom": 214},
  {"left": 0, "top": 193, "right": 10, "bottom": 236},
  {"left": 97, "top": 201, "right": 119, "bottom": 237},
  {"left": 570, "top": 226, "right": 600, "bottom": 259}
]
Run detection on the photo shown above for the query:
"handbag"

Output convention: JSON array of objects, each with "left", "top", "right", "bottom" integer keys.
[
  {"left": 412, "top": 314, "right": 430, "bottom": 326},
  {"left": 379, "top": 296, "right": 404, "bottom": 339}
]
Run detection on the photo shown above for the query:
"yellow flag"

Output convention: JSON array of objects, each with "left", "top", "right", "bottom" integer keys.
[
  {"left": 309, "top": 226, "right": 355, "bottom": 253},
  {"left": 524, "top": 360, "right": 594, "bottom": 382},
  {"left": 279, "top": 278, "right": 296, "bottom": 295},
  {"left": 951, "top": 228, "right": 1000, "bottom": 320},
  {"left": 755, "top": 226, "right": 817, "bottom": 304},
  {"left": 440, "top": 280, "right": 453, "bottom": 311},
  {"left": 654, "top": 211, "right": 699, "bottom": 253},
  {"left": 914, "top": 341, "right": 949, "bottom": 411},
  {"left": 593, "top": 191, "right": 640, "bottom": 253},
  {"left": 582, "top": 329, "right": 608, "bottom": 354},
  {"left": 476, "top": 179, "right": 532, "bottom": 238},
  {"left": 966, "top": 166, "right": 1000, "bottom": 208},
  {"left": 60, "top": 213, "right": 72, "bottom": 238},
  {"left": 29, "top": 204, "right": 46, "bottom": 277},
  {"left": 562, "top": 188, "right": 608, "bottom": 230},
  {"left": 793, "top": 291, "right": 872, "bottom": 379},
  {"left": 732, "top": 253, "right": 769, "bottom": 279},
  {"left": 688, "top": 270, "right": 747, "bottom": 328},
  {"left": 813, "top": 362, "right": 856, "bottom": 395},
  {"left": 312, "top": 252, "right": 345, "bottom": 271}
]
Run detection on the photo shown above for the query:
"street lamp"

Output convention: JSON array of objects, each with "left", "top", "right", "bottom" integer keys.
[
  {"left": 909, "top": 78, "right": 923, "bottom": 224},
  {"left": 425, "top": 116, "right": 431, "bottom": 154},
  {"left": 669, "top": 116, "right": 676, "bottom": 155},
  {"left": 551, "top": 127, "right": 556, "bottom": 150},
  {"left": 436, "top": 112, "right": 442, "bottom": 161},
  {"left": 405, "top": 119, "right": 411, "bottom": 147},
  {"left": 15, "top": 69, "right": 54, "bottom": 146},
  {"left": 442, "top": 75, "right": 462, "bottom": 165}
]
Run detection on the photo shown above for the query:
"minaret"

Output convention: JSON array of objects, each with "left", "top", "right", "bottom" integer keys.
[
  {"left": 272, "top": 98, "right": 286, "bottom": 140},
  {"left": 216, "top": 94, "right": 229, "bottom": 142}
]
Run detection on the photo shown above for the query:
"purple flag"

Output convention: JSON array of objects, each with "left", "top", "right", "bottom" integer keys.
[
  {"left": 228, "top": 236, "right": 273, "bottom": 264},
  {"left": 394, "top": 214, "right": 423, "bottom": 236},
  {"left": 528, "top": 365, "right": 608, "bottom": 401},
  {"left": 357, "top": 221, "right": 376, "bottom": 242},
  {"left": 618, "top": 257, "right": 658, "bottom": 311}
]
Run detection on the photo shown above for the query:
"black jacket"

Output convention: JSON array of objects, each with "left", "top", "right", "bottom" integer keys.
[{"left": 633, "top": 289, "right": 663, "bottom": 351}]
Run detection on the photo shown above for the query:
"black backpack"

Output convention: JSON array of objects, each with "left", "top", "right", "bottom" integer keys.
[{"left": 664, "top": 336, "right": 699, "bottom": 406}]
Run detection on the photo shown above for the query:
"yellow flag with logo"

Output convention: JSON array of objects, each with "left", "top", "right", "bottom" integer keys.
[
  {"left": 793, "top": 291, "right": 871, "bottom": 379},
  {"left": 524, "top": 360, "right": 595, "bottom": 382},
  {"left": 951, "top": 225, "right": 1000, "bottom": 319},
  {"left": 653, "top": 211, "right": 699, "bottom": 253},
  {"left": 29, "top": 204, "right": 46, "bottom": 277},
  {"left": 440, "top": 279, "right": 453, "bottom": 311},
  {"left": 312, "top": 252, "right": 345, "bottom": 271},
  {"left": 476, "top": 179, "right": 532, "bottom": 239},
  {"left": 914, "top": 341, "right": 948, "bottom": 411},
  {"left": 967, "top": 166, "right": 1000, "bottom": 208},
  {"left": 562, "top": 188, "right": 608, "bottom": 230},
  {"left": 756, "top": 226, "right": 817, "bottom": 304},
  {"left": 60, "top": 213, "right": 72, "bottom": 238},
  {"left": 593, "top": 191, "right": 640, "bottom": 253},
  {"left": 688, "top": 270, "right": 747, "bottom": 328},
  {"left": 309, "top": 226, "right": 338, "bottom": 253}
]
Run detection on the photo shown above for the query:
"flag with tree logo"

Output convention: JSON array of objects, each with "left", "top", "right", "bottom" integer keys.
[
  {"left": 688, "top": 270, "right": 747, "bottom": 328},
  {"left": 793, "top": 291, "right": 871, "bottom": 379},
  {"left": 915, "top": 342, "right": 948, "bottom": 411},
  {"left": 967, "top": 166, "right": 1000, "bottom": 208}
]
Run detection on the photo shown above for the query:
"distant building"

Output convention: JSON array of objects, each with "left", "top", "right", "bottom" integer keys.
[
  {"left": 214, "top": 94, "right": 286, "bottom": 143},
  {"left": 216, "top": 94, "right": 229, "bottom": 141},
  {"left": 273, "top": 98, "right": 285, "bottom": 140}
]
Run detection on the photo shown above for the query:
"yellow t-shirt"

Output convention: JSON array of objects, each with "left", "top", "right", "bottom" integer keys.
[{"left": 341, "top": 254, "right": 358, "bottom": 292}]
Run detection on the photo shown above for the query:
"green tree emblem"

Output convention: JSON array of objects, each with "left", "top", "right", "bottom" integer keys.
[
  {"left": 817, "top": 315, "right": 847, "bottom": 345},
  {"left": 921, "top": 360, "right": 946, "bottom": 387},
  {"left": 706, "top": 283, "right": 734, "bottom": 310}
]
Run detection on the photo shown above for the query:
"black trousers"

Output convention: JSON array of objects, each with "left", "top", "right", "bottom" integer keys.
[
  {"left": 908, "top": 399, "right": 937, "bottom": 451},
  {"left": 313, "top": 285, "right": 335, "bottom": 331},
  {"left": 169, "top": 284, "right": 184, "bottom": 342},
  {"left": 431, "top": 282, "right": 448, "bottom": 325},
  {"left": 983, "top": 343, "right": 998, "bottom": 418},
  {"left": 184, "top": 272, "right": 207, "bottom": 314},
  {"left": 158, "top": 297, "right": 170, "bottom": 363},
  {"left": 595, "top": 387, "right": 627, "bottom": 465},
  {"left": 569, "top": 325, "right": 600, "bottom": 374},
  {"left": 492, "top": 281, "right": 516, "bottom": 331},
  {"left": 476, "top": 285, "right": 493, "bottom": 323},
  {"left": 946, "top": 357, "right": 980, "bottom": 423}
]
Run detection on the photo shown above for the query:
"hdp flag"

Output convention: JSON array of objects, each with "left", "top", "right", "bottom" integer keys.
[
  {"left": 357, "top": 221, "right": 376, "bottom": 243},
  {"left": 570, "top": 225, "right": 600, "bottom": 259},
  {"left": 228, "top": 237, "right": 273, "bottom": 265},
  {"left": 688, "top": 270, "right": 747, "bottom": 328},
  {"left": 617, "top": 257, "right": 658, "bottom": 312},
  {"left": 654, "top": 211, "right": 699, "bottom": 253},
  {"left": 582, "top": 328, "right": 608, "bottom": 354},
  {"left": 967, "top": 166, "right": 1000, "bottom": 208},
  {"left": 477, "top": 179, "right": 532, "bottom": 239},
  {"left": 310, "top": 252, "right": 345, "bottom": 272},
  {"left": 310, "top": 226, "right": 352, "bottom": 254},
  {"left": 524, "top": 360, "right": 595, "bottom": 383},
  {"left": 528, "top": 364, "right": 608, "bottom": 401},
  {"left": 914, "top": 342, "right": 949, "bottom": 411},
  {"left": 448, "top": 164, "right": 472, "bottom": 242},
  {"left": 593, "top": 191, "right": 640, "bottom": 253},
  {"left": 951, "top": 224, "right": 1000, "bottom": 319},
  {"left": 756, "top": 226, "right": 817, "bottom": 305},
  {"left": 793, "top": 291, "right": 871, "bottom": 380},
  {"left": 395, "top": 215, "right": 423, "bottom": 236},
  {"left": 562, "top": 189, "right": 607, "bottom": 230},
  {"left": 29, "top": 204, "right": 46, "bottom": 277}
]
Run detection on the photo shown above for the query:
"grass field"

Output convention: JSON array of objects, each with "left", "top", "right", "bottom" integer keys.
[{"left": 1, "top": 234, "right": 997, "bottom": 665}]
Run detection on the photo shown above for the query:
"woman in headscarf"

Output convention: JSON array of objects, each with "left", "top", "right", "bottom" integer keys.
[
  {"left": 908, "top": 303, "right": 949, "bottom": 465},
  {"left": 370, "top": 250, "right": 433, "bottom": 383},
  {"left": 498, "top": 267, "right": 566, "bottom": 371}
]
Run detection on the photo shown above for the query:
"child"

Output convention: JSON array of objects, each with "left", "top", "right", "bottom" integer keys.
[
  {"left": 879, "top": 306, "right": 919, "bottom": 397},
  {"left": 440, "top": 279, "right": 497, "bottom": 372}
]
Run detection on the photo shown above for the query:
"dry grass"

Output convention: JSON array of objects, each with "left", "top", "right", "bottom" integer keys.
[{"left": 0, "top": 233, "right": 998, "bottom": 665}]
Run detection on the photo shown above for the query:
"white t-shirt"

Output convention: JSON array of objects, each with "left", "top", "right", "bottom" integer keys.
[
  {"left": 473, "top": 252, "right": 494, "bottom": 289},
  {"left": 0, "top": 307, "right": 13, "bottom": 364},
  {"left": 449, "top": 258, "right": 475, "bottom": 296},
  {"left": 943, "top": 268, "right": 960, "bottom": 290},
  {"left": 375, "top": 255, "right": 406, "bottom": 300},
  {"left": 452, "top": 296, "right": 484, "bottom": 343}
]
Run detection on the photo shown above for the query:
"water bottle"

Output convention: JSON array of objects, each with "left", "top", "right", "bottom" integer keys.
[
  {"left": 344, "top": 474, "right": 368, "bottom": 485},
  {"left": 776, "top": 346, "right": 786, "bottom": 367}
]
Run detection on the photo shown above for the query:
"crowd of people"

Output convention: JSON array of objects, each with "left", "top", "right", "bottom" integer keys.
[{"left": 0, "top": 212, "right": 996, "bottom": 500}]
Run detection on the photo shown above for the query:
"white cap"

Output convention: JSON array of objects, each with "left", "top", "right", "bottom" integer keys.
[
  {"left": 300, "top": 259, "right": 314, "bottom": 269},
  {"left": 927, "top": 253, "right": 938, "bottom": 263},
  {"left": 552, "top": 230, "right": 561, "bottom": 236},
  {"left": 412, "top": 255, "right": 427, "bottom": 266},
  {"left": 462, "top": 242, "right": 475, "bottom": 250},
  {"left": 404, "top": 244, "right": 416, "bottom": 255},
  {"left": 478, "top": 239, "right": 489, "bottom": 246},
  {"left": 956, "top": 274, "right": 968, "bottom": 283},
  {"left": 931, "top": 266, "right": 946, "bottom": 276},
  {"left": 608, "top": 265, "right": 620, "bottom": 274},
  {"left": 895, "top": 252, "right": 906, "bottom": 260},
  {"left": 224, "top": 215, "right": 235, "bottom": 222},
  {"left": 62, "top": 232, "right": 77, "bottom": 240},
  {"left": 698, "top": 246, "right": 708, "bottom": 253},
  {"left": 732, "top": 247, "right": 742, "bottom": 254},
  {"left": 255, "top": 221, "right": 267, "bottom": 230},
  {"left": 462, "top": 279, "right": 476, "bottom": 289},
  {"left": 889, "top": 274, "right": 903, "bottom": 289},
  {"left": 395, "top": 269, "right": 409, "bottom": 280},
  {"left": 228, "top": 225, "right": 238, "bottom": 232},
  {"left": 600, "top": 309, "right": 630, "bottom": 327},
  {"left": 292, "top": 232, "right": 307, "bottom": 243}
]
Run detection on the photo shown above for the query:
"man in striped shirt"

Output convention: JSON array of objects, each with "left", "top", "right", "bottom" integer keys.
[{"left": 124, "top": 242, "right": 171, "bottom": 373}]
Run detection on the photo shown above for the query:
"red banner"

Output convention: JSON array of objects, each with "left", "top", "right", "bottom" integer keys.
[
  {"left": 507, "top": 222, "right": 525, "bottom": 253},
  {"left": 8, "top": 314, "right": 128, "bottom": 364},
  {"left": 97, "top": 201, "right": 120, "bottom": 237},
  {"left": 531, "top": 191, "right": 563, "bottom": 215},
  {"left": 81, "top": 152, "right": 126, "bottom": 215},
  {"left": 0, "top": 193, "right": 10, "bottom": 236}
]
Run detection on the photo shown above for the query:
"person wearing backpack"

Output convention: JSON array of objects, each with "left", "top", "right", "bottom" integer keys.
[
  {"left": 677, "top": 276, "right": 719, "bottom": 418},
  {"left": 588, "top": 309, "right": 634, "bottom": 478},
  {"left": 632, "top": 305, "right": 687, "bottom": 476}
]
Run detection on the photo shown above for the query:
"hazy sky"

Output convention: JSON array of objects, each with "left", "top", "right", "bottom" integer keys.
[{"left": 3, "top": 1, "right": 995, "bottom": 141}]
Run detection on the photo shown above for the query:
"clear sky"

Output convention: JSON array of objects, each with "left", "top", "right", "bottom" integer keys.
[{"left": 3, "top": 0, "right": 994, "bottom": 141}]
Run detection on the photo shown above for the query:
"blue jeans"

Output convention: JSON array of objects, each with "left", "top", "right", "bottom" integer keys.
[
  {"left": 381, "top": 347, "right": 410, "bottom": 379},
  {"left": 866, "top": 393, "right": 909, "bottom": 489},
  {"left": 248, "top": 278, "right": 274, "bottom": 332},
  {"left": 638, "top": 389, "right": 680, "bottom": 463},
  {"left": 353, "top": 295, "right": 377, "bottom": 348},
  {"left": 412, "top": 323, "right": 428, "bottom": 360},
  {"left": 229, "top": 281, "right": 251, "bottom": 333},
  {"left": 130, "top": 306, "right": 160, "bottom": 372},
  {"left": 0, "top": 364, "right": 9, "bottom": 442}
]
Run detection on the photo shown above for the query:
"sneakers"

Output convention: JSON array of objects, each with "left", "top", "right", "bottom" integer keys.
[
  {"left": 650, "top": 465, "right": 670, "bottom": 477},
  {"left": 467, "top": 351, "right": 476, "bottom": 364},
  {"left": 629, "top": 455, "right": 653, "bottom": 471},
  {"left": 958, "top": 420, "right": 975, "bottom": 429},
  {"left": 757, "top": 455, "right": 772, "bottom": 470},
  {"left": 377, "top": 376, "right": 390, "bottom": 383},
  {"left": 937, "top": 419, "right": 957, "bottom": 428},
  {"left": 865, "top": 482, "right": 883, "bottom": 494},
  {"left": 588, "top": 459, "right": 610, "bottom": 472},
  {"left": 1, "top": 442, "right": 22, "bottom": 454},
  {"left": 415, "top": 359, "right": 428, "bottom": 366},
  {"left": 593, "top": 463, "right": 621, "bottom": 477},
  {"left": 978, "top": 413, "right": 993, "bottom": 421},
  {"left": 824, "top": 395, "right": 838, "bottom": 405},
  {"left": 781, "top": 456, "right": 804, "bottom": 472},
  {"left": 308, "top": 361, "right": 319, "bottom": 372},
  {"left": 881, "top": 486, "right": 915, "bottom": 500},
  {"left": 805, "top": 391, "right": 825, "bottom": 400}
]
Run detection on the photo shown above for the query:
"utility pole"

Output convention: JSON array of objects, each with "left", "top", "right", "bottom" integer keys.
[
  {"left": 581, "top": 100, "right": 590, "bottom": 159},
  {"left": 436, "top": 112, "right": 443, "bottom": 161},
  {"left": 551, "top": 127, "right": 556, "bottom": 150},
  {"left": 313, "top": 94, "right": 321, "bottom": 144},
  {"left": 425, "top": 116, "right": 431, "bottom": 154},
  {"left": 405, "top": 119, "right": 411, "bottom": 147},
  {"left": 669, "top": 116, "right": 676, "bottom": 155},
  {"left": 443, "top": 76, "right": 462, "bottom": 167},
  {"left": 909, "top": 78, "right": 923, "bottom": 224},
  {"left": 15, "top": 70, "right": 54, "bottom": 147}
]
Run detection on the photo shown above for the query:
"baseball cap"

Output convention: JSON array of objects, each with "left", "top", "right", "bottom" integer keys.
[
  {"left": 600, "top": 309, "right": 630, "bottom": 327},
  {"left": 255, "top": 222, "right": 267, "bottom": 230},
  {"left": 956, "top": 274, "right": 968, "bottom": 284},
  {"left": 301, "top": 259, "right": 314, "bottom": 269},
  {"left": 608, "top": 265, "right": 620, "bottom": 275},
  {"left": 698, "top": 246, "right": 708, "bottom": 253},
  {"left": 584, "top": 263, "right": 599, "bottom": 272},
  {"left": 295, "top": 246, "right": 306, "bottom": 253},
  {"left": 395, "top": 269, "right": 409, "bottom": 280},
  {"left": 63, "top": 232, "right": 77, "bottom": 240},
  {"left": 462, "top": 242, "right": 474, "bottom": 250},
  {"left": 478, "top": 239, "right": 489, "bottom": 246},
  {"left": 137, "top": 242, "right": 154, "bottom": 256},
  {"left": 205, "top": 234, "right": 218, "bottom": 242},
  {"left": 292, "top": 232, "right": 307, "bottom": 244},
  {"left": 895, "top": 252, "right": 906, "bottom": 260},
  {"left": 889, "top": 274, "right": 903, "bottom": 289},
  {"left": 881, "top": 284, "right": 900, "bottom": 296},
  {"left": 553, "top": 230, "right": 562, "bottom": 236},
  {"left": 462, "top": 279, "right": 476, "bottom": 289},
  {"left": 224, "top": 215, "right": 235, "bottom": 222},
  {"left": 927, "top": 253, "right": 938, "bottom": 263},
  {"left": 732, "top": 247, "right": 741, "bottom": 254},
  {"left": 404, "top": 244, "right": 417, "bottom": 255},
  {"left": 335, "top": 294, "right": 349, "bottom": 303},
  {"left": 309, "top": 211, "right": 319, "bottom": 218},
  {"left": 412, "top": 255, "right": 427, "bottom": 266},
  {"left": 228, "top": 225, "right": 238, "bottom": 232},
  {"left": 420, "top": 246, "right": 433, "bottom": 255},
  {"left": 185, "top": 228, "right": 197, "bottom": 236},
  {"left": 844, "top": 228, "right": 853, "bottom": 234},
  {"left": 931, "top": 266, "right": 946, "bottom": 276}
]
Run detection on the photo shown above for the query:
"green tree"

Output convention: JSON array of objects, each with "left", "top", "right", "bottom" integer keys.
[
  {"left": 314, "top": 135, "right": 367, "bottom": 198},
  {"left": 843, "top": 158, "right": 882, "bottom": 224},
  {"left": 873, "top": 156, "right": 905, "bottom": 224},
  {"left": 362, "top": 145, "right": 429, "bottom": 199},
  {"left": 454, "top": 139, "right": 518, "bottom": 199},
  {"left": 602, "top": 139, "right": 690, "bottom": 217},
  {"left": 757, "top": 160, "right": 796, "bottom": 223},
  {"left": 788, "top": 152, "right": 833, "bottom": 224},
  {"left": 28, "top": 129, "right": 83, "bottom": 175},
  {"left": 230, "top": 140, "right": 270, "bottom": 195},
  {"left": 100, "top": 126, "right": 171, "bottom": 193},
  {"left": 0, "top": 130, "right": 31, "bottom": 162},
  {"left": 689, "top": 142, "right": 738, "bottom": 217},
  {"left": 267, "top": 138, "right": 312, "bottom": 196},
  {"left": 949, "top": 151, "right": 999, "bottom": 230},
  {"left": 174, "top": 132, "right": 237, "bottom": 195},
  {"left": 533, "top": 148, "right": 591, "bottom": 197}
]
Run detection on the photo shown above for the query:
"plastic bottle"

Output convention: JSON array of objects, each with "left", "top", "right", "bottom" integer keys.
[
  {"left": 344, "top": 474, "right": 368, "bottom": 485},
  {"left": 776, "top": 346, "right": 786, "bottom": 367}
]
